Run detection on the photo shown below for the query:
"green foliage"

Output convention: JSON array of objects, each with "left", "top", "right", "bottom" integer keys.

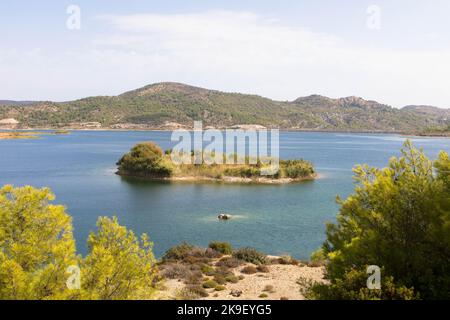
[
  {"left": 0, "top": 185, "right": 77, "bottom": 300},
  {"left": 0, "top": 185, "right": 157, "bottom": 300},
  {"left": 308, "top": 269, "right": 418, "bottom": 300},
  {"left": 241, "top": 265, "right": 258, "bottom": 274},
  {"left": 178, "top": 285, "right": 209, "bottom": 299},
  {"left": 215, "top": 285, "right": 226, "bottom": 291},
  {"left": 202, "top": 279, "right": 218, "bottom": 289},
  {"left": 201, "top": 265, "right": 216, "bottom": 276},
  {"left": 313, "top": 140, "right": 450, "bottom": 300},
  {"left": 162, "top": 242, "right": 195, "bottom": 262},
  {"left": 208, "top": 241, "right": 233, "bottom": 255},
  {"left": 2, "top": 83, "right": 446, "bottom": 133},
  {"left": 256, "top": 265, "right": 269, "bottom": 273},
  {"left": 224, "top": 166, "right": 261, "bottom": 178},
  {"left": 81, "top": 217, "right": 157, "bottom": 300},
  {"left": 117, "top": 142, "right": 172, "bottom": 177},
  {"left": 233, "top": 247, "right": 267, "bottom": 265}
]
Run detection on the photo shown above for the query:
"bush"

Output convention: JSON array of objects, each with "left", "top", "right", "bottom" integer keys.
[
  {"left": 201, "top": 265, "right": 216, "bottom": 276},
  {"left": 202, "top": 280, "right": 219, "bottom": 289},
  {"left": 209, "top": 242, "right": 233, "bottom": 255},
  {"left": 162, "top": 263, "right": 191, "bottom": 279},
  {"left": 224, "top": 166, "right": 260, "bottom": 178},
  {"left": 259, "top": 293, "right": 268, "bottom": 298},
  {"left": 308, "top": 269, "right": 418, "bottom": 300},
  {"left": 274, "top": 255, "right": 299, "bottom": 265},
  {"left": 213, "top": 275, "right": 227, "bottom": 285},
  {"left": 181, "top": 285, "right": 209, "bottom": 299},
  {"left": 241, "top": 266, "right": 257, "bottom": 274},
  {"left": 280, "top": 159, "right": 315, "bottom": 179},
  {"left": 232, "top": 248, "right": 267, "bottom": 265},
  {"left": 117, "top": 142, "right": 172, "bottom": 177},
  {"left": 216, "top": 257, "right": 243, "bottom": 268},
  {"left": 308, "top": 249, "right": 327, "bottom": 267},
  {"left": 215, "top": 285, "right": 226, "bottom": 291},
  {"left": 311, "top": 141, "right": 450, "bottom": 300},
  {"left": 162, "top": 242, "right": 195, "bottom": 262},
  {"left": 263, "top": 285, "right": 274, "bottom": 293},
  {"left": 256, "top": 265, "right": 269, "bottom": 273},
  {"left": 225, "top": 275, "right": 240, "bottom": 283}
]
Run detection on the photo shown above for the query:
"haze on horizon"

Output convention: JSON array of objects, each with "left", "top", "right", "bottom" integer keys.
[{"left": 1, "top": 0, "right": 450, "bottom": 108}]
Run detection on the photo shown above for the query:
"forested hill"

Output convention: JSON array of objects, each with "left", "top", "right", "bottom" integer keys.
[{"left": 0, "top": 82, "right": 448, "bottom": 132}]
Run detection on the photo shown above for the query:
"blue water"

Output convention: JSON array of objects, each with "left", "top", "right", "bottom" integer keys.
[{"left": 1, "top": 131, "right": 449, "bottom": 259}]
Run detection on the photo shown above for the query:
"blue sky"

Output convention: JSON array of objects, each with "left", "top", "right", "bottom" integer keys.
[{"left": 1, "top": 0, "right": 449, "bottom": 107}]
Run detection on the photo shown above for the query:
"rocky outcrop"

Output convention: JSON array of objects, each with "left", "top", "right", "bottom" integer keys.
[{"left": 0, "top": 118, "right": 19, "bottom": 129}]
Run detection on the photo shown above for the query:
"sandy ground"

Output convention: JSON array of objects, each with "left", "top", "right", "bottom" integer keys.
[{"left": 156, "top": 262, "right": 326, "bottom": 300}]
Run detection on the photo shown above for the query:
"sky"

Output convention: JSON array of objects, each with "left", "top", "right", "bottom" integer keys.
[{"left": 1, "top": 0, "right": 449, "bottom": 108}]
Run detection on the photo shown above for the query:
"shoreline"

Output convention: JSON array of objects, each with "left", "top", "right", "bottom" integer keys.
[
  {"left": 2, "top": 127, "right": 449, "bottom": 139},
  {"left": 117, "top": 172, "right": 318, "bottom": 185}
]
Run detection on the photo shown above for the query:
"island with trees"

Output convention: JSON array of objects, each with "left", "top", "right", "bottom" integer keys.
[{"left": 116, "top": 142, "right": 316, "bottom": 184}]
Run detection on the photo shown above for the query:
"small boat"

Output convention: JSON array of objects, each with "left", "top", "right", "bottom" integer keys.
[{"left": 218, "top": 213, "right": 232, "bottom": 220}]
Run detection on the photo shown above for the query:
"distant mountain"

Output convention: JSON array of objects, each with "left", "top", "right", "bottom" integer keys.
[
  {"left": 0, "top": 100, "right": 39, "bottom": 106},
  {"left": 0, "top": 82, "right": 448, "bottom": 132}
]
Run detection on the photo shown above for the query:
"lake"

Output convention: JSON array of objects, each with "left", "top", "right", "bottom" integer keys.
[{"left": 1, "top": 131, "right": 449, "bottom": 259}]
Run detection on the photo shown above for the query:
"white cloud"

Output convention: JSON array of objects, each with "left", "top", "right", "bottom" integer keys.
[{"left": 2, "top": 10, "right": 450, "bottom": 107}]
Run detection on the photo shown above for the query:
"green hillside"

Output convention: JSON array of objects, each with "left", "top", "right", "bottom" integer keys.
[{"left": 0, "top": 82, "right": 448, "bottom": 132}]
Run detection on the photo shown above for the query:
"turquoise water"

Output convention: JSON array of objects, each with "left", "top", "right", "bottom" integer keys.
[{"left": 1, "top": 131, "right": 449, "bottom": 259}]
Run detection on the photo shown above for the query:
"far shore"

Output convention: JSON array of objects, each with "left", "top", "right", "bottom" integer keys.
[{"left": 2, "top": 126, "right": 449, "bottom": 139}]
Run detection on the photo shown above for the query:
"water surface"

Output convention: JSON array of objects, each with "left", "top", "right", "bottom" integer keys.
[{"left": 1, "top": 131, "right": 449, "bottom": 259}]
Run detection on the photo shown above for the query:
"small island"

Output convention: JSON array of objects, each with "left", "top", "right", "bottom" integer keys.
[
  {"left": 0, "top": 130, "right": 70, "bottom": 140},
  {"left": 116, "top": 142, "right": 316, "bottom": 184}
]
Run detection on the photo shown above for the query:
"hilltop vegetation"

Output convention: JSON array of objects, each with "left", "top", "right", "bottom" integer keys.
[
  {"left": 116, "top": 142, "right": 316, "bottom": 183},
  {"left": 1, "top": 82, "right": 448, "bottom": 132}
]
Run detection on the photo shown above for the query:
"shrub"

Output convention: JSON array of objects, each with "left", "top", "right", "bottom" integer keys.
[
  {"left": 308, "top": 269, "right": 418, "bottom": 300},
  {"left": 184, "top": 271, "right": 203, "bottom": 285},
  {"left": 209, "top": 242, "right": 233, "bottom": 255},
  {"left": 259, "top": 293, "right": 268, "bottom": 298},
  {"left": 205, "top": 248, "right": 223, "bottom": 259},
  {"left": 162, "top": 242, "right": 195, "bottom": 262},
  {"left": 183, "top": 285, "right": 209, "bottom": 299},
  {"left": 216, "top": 257, "right": 243, "bottom": 268},
  {"left": 309, "top": 249, "right": 326, "bottom": 267},
  {"left": 280, "top": 160, "right": 315, "bottom": 178},
  {"left": 311, "top": 141, "right": 450, "bottom": 300},
  {"left": 241, "top": 266, "right": 257, "bottom": 274},
  {"left": 117, "top": 142, "right": 172, "bottom": 177},
  {"left": 256, "top": 265, "right": 270, "bottom": 273},
  {"left": 213, "top": 275, "right": 227, "bottom": 285},
  {"left": 202, "top": 280, "right": 219, "bottom": 289},
  {"left": 215, "top": 285, "right": 226, "bottom": 291},
  {"left": 201, "top": 265, "right": 216, "bottom": 276},
  {"left": 162, "top": 263, "right": 191, "bottom": 279},
  {"left": 275, "top": 255, "right": 299, "bottom": 265},
  {"left": 232, "top": 248, "right": 267, "bottom": 265},
  {"left": 263, "top": 285, "right": 275, "bottom": 293}
]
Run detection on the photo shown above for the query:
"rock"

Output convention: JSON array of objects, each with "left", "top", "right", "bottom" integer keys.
[
  {"left": 230, "top": 290, "right": 242, "bottom": 297},
  {"left": 218, "top": 214, "right": 232, "bottom": 220},
  {"left": 0, "top": 118, "right": 19, "bottom": 129}
]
